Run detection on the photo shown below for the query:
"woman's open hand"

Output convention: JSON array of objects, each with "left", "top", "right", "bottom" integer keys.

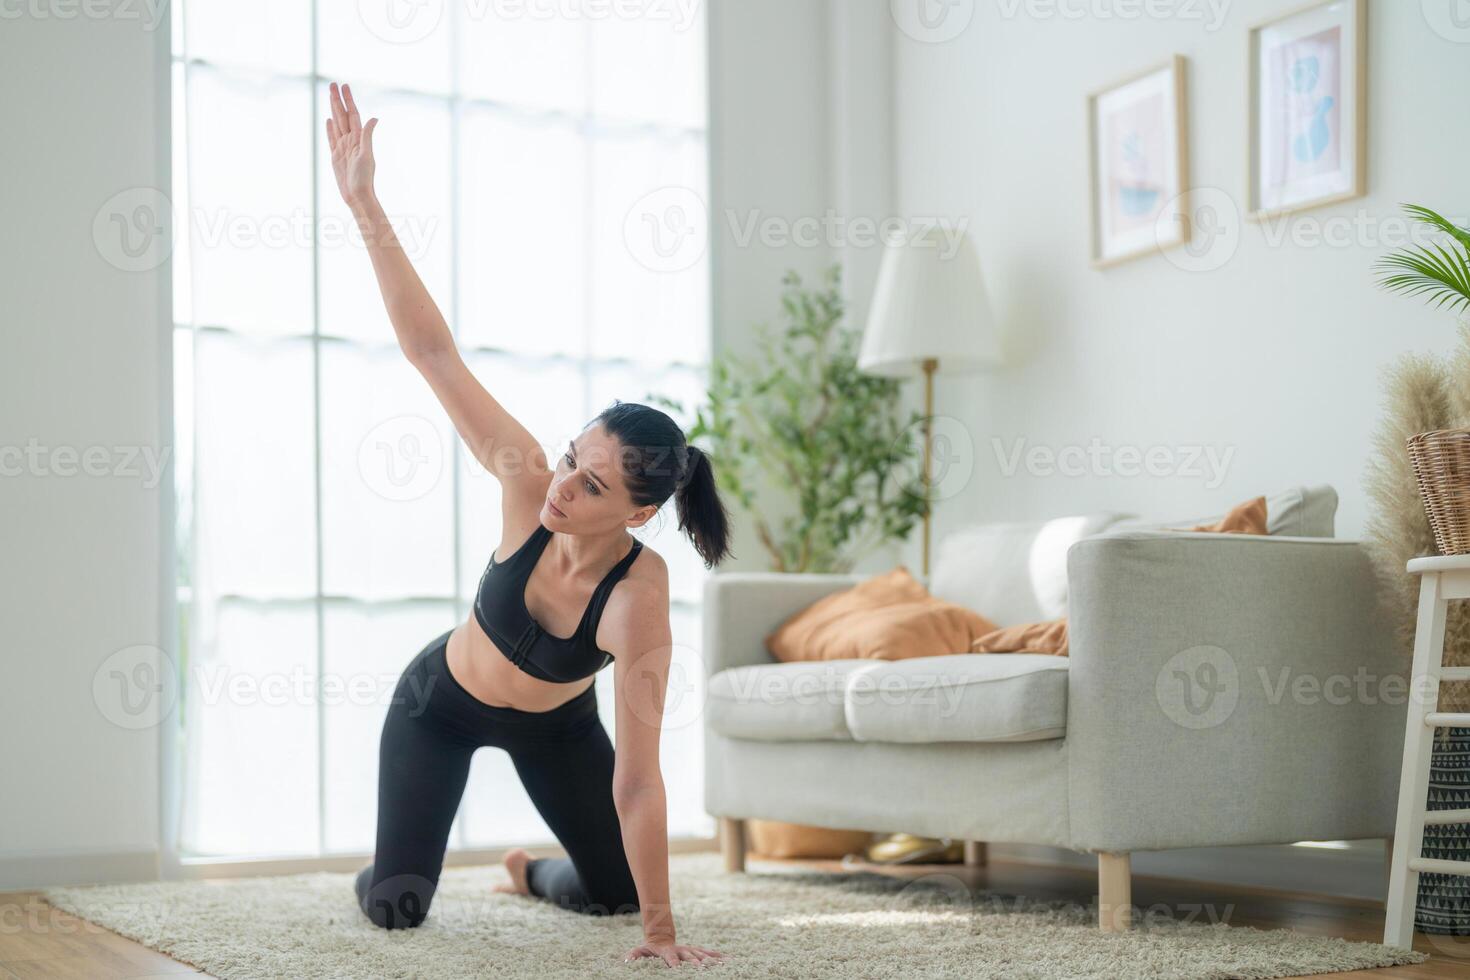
[
  {"left": 326, "top": 81, "right": 378, "bottom": 209},
  {"left": 623, "top": 937, "right": 725, "bottom": 968}
]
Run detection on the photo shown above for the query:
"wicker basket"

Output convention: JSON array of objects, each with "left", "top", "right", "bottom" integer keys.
[{"left": 1407, "top": 428, "right": 1470, "bottom": 555}]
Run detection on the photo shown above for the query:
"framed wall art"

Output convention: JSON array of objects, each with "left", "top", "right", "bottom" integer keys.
[
  {"left": 1247, "top": 0, "right": 1367, "bottom": 219},
  {"left": 1087, "top": 55, "right": 1190, "bottom": 268}
]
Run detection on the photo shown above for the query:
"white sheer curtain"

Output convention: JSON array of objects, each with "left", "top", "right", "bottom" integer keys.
[{"left": 171, "top": 0, "right": 712, "bottom": 859}]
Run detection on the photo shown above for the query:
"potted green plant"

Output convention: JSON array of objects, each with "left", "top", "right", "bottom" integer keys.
[
  {"left": 652, "top": 263, "right": 932, "bottom": 573},
  {"left": 650, "top": 263, "right": 934, "bottom": 860},
  {"left": 1367, "top": 203, "right": 1470, "bottom": 937}
]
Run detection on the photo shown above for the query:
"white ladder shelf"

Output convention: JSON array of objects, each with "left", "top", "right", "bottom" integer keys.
[{"left": 1384, "top": 554, "right": 1470, "bottom": 948}]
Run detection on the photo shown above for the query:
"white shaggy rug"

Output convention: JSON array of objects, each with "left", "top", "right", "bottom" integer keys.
[{"left": 42, "top": 852, "right": 1428, "bottom": 979}]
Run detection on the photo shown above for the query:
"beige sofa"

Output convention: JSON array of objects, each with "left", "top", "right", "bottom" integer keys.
[{"left": 702, "top": 486, "right": 1407, "bottom": 930}]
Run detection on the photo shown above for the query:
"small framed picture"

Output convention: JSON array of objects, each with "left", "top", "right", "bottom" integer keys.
[
  {"left": 1247, "top": 0, "right": 1366, "bottom": 219},
  {"left": 1087, "top": 55, "right": 1189, "bottom": 268}
]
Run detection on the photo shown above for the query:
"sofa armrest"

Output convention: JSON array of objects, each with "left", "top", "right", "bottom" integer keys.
[
  {"left": 1064, "top": 530, "right": 1406, "bottom": 852},
  {"left": 701, "top": 572, "right": 866, "bottom": 678}
]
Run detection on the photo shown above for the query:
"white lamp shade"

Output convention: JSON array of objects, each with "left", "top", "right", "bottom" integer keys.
[{"left": 859, "top": 224, "right": 1001, "bottom": 378}]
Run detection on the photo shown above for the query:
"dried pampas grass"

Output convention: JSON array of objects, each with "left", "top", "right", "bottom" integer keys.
[{"left": 1363, "top": 321, "right": 1470, "bottom": 716}]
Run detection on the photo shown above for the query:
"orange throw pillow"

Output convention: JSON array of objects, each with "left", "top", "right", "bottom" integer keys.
[
  {"left": 765, "top": 566, "right": 998, "bottom": 662},
  {"left": 1180, "top": 495, "right": 1268, "bottom": 534},
  {"left": 972, "top": 619, "right": 1070, "bottom": 656}
]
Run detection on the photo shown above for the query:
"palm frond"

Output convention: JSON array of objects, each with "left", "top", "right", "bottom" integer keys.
[
  {"left": 1401, "top": 204, "right": 1470, "bottom": 255},
  {"left": 1375, "top": 247, "right": 1470, "bottom": 314},
  {"left": 1375, "top": 204, "right": 1470, "bottom": 314}
]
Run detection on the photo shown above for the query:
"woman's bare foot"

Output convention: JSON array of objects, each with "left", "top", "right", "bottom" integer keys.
[{"left": 492, "top": 847, "right": 534, "bottom": 896}]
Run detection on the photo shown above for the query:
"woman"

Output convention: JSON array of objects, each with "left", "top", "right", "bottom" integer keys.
[{"left": 326, "top": 81, "right": 730, "bottom": 969}]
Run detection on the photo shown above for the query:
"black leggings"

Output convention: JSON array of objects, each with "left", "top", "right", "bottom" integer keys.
[{"left": 354, "top": 628, "right": 640, "bottom": 928}]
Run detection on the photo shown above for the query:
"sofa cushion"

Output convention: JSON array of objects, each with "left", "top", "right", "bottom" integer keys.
[
  {"left": 929, "top": 512, "right": 1134, "bottom": 626},
  {"left": 707, "top": 654, "right": 1070, "bottom": 744},
  {"left": 707, "top": 659, "right": 875, "bottom": 741},
  {"left": 972, "top": 618, "right": 1069, "bottom": 655},
  {"left": 1182, "top": 494, "right": 1267, "bottom": 534},
  {"left": 845, "top": 654, "right": 1068, "bottom": 744},
  {"left": 1109, "top": 484, "right": 1338, "bottom": 538},
  {"left": 764, "top": 566, "right": 999, "bottom": 663}
]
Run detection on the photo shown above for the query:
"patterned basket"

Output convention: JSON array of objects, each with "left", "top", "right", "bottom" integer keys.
[
  {"left": 1407, "top": 428, "right": 1470, "bottom": 555},
  {"left": 1417, "top": 726, "right": 1470, "bottom": 935}
]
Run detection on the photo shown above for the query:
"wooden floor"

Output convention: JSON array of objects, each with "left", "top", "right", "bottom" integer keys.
[{"left": 1, "top": 852, "right": 1467, "bottom": 978}]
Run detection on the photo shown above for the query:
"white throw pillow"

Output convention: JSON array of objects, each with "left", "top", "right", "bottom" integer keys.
[{"left": 928, "top": 512, "right": 1135, "bottom": 627}]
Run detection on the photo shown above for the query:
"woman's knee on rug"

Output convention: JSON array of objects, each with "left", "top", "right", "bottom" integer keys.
[
  {"left": 354, "top": 863, "right": 439, "bottom": 929},
  {"left": 575, "top": 881, "right": 641, "bottom": 917}
]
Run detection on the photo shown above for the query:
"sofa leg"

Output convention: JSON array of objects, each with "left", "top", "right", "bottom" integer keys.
[
  {"left": 1098, "top": 852, "right": 1132, "bottom": 933},
  {"left": 963, "top": 841, "right": 988, "bottom": 867},
  {"left": 720, "top": 818, "right": 746, "bottom": 872}
]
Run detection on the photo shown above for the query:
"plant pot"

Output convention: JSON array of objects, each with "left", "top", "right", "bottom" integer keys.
[
  {"left": 1407, "top": 428, "right": 1470, "bottom": 555},
  {"left": 1417, "top": 726, "right": 1470, "bottom": 934},
  {"left": 745, "top": 820, "right": 875, "bottom": 860}
]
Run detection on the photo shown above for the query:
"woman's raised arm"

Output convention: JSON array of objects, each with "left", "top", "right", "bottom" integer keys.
[
  {"left": 325, "top": 81, "right": 551, "bottom": 491},
  {"left": 326, "top": 80, "right": 452, "bottom": 362}
]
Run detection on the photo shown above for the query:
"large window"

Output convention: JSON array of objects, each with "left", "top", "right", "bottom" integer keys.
[{"left": 171, "top": 0, "right": 712, "bottom": 860}]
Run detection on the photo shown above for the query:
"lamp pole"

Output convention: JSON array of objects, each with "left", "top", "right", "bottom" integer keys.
[{"left": 921, "top": 356, "right": 937, "bottom": 580}]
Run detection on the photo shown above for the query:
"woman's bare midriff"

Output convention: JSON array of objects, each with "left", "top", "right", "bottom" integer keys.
[{"left": 444, "top": 618, "right": 595, "bottom": 713}]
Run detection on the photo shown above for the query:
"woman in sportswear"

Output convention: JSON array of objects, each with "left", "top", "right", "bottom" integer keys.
[{"left": 326, "top": 81, "right": 730, "bottom": 969}]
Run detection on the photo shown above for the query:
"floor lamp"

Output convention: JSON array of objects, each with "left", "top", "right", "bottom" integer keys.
[{"left": 856, "top": 222, "right": 1003, "bottom": 865}]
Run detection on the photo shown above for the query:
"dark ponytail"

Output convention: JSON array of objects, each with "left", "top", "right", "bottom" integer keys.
[
  {"left": 673, "top": 444, "right": 732, "bottom": 569},
  {"left": 590, "top": 401, "right": 734, "bottom": 569}
]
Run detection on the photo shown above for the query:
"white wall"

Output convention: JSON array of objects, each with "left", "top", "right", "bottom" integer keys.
[
  {"left": 708, "top": 0, "right": 839, "bottom": 570},
  {"left": 890, "top": 0, "right": 1470, "bottom": 542},
  {"left": 709, "top": 0, "right": 909, "bottom": 575},
  {"left": 0, "top": 12, "right": 172, "bottom": 886}
]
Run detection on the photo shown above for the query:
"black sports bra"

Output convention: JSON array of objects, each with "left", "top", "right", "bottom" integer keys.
[{"left": 472, "top": 522, "right": 643, "bottom": 683}]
